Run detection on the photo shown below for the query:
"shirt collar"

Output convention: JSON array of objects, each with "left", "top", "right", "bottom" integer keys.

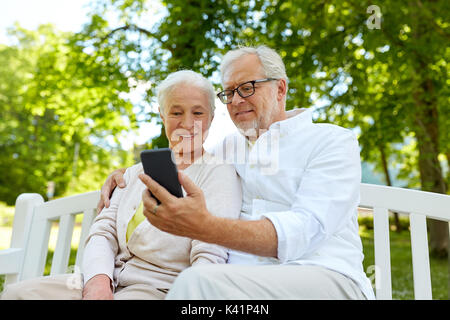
[
  {"left": 238, "top": 107, "right": 313, "bottom": 146},
  {"left": 268, "top": 107, "right": 313, "bottom": 135}
]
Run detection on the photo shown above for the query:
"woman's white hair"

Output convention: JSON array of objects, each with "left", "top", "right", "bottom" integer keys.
[
  {"left": 219, "top": 45, "right": 288, "bottom": 87},
  {"left": 157, "top": 70, "right": 216, "bottom": 116}
]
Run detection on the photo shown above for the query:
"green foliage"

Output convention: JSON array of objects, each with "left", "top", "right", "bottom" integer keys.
[
  {"left": 80, "top": 0, "right": 449, "bottom": 196},
  {"left": 249, "top": 0, "right": 449, "bottom": 192},
  {"left": 0, "top": 202, "right": 14, "bottom": 227},
  {"left": 0, "top": 24, "right": 136, "bottom": 204}
]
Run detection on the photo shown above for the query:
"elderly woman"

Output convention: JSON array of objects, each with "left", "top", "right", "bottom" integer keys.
[{"left": 1, "top": 70, "right": 242, "bottom": 300}]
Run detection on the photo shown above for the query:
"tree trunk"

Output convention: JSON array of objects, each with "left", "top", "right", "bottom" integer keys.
[
  {"left": 445, "top": 153, "right": 450, "bottom": 189},
  {"left": 413, "top": 76, "right": 448, "bottom": 258},
  {"left": 411, "top": 3, "right": 448, "bottom": 260}
]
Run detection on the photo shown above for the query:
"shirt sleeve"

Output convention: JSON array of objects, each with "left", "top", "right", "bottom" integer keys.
[{"left": 262, "top": 130, "right": 361, "bottom": 263}]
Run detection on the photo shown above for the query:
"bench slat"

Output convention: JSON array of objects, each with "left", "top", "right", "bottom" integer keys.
[
  {"left": 372, "top": 206, "right": 392, "bottom": 300},
  {"left": 50, "top": 214, "right": 76, "bottom": 275},
  {"left": 409, "top": 214, "right": 432, "bottom": 299},
  {"left": 75, "top": 208, "right": 97, "bottom": 268},
  {"left": 20, "top": 218, "right": 52, "bottom": 280}
]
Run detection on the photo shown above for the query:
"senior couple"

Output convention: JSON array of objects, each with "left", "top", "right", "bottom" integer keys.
[{"left": 2, "top": 45, "right": 375, "bottom": 300}]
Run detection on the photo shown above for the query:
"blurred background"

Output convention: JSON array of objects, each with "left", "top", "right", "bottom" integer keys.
[{"left": 0, "top": 0, "right": 448, "bottom": 298}]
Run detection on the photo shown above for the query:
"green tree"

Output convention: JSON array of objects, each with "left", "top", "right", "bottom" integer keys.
[{"left": 0, "top": 24, "right": 136, "bottom": 204}]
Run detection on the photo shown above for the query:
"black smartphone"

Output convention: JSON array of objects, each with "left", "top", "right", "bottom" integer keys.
[{"left": 140, "top": 148, "right": 184, "bottom": 203}]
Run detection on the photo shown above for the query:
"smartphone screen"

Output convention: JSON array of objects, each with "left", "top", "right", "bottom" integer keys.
[{"left": 140, "top": 148, "right": 184, "bottom": 203}]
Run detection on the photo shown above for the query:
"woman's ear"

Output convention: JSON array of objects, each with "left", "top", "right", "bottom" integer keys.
[{"left": 159, "top": 107, "right": 165, "bottom": 122}]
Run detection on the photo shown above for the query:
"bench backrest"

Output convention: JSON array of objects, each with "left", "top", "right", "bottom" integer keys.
[
  {"left": 359, "top": 183, "right": 450, "bottom": 300},
  {"left": 2, "top": 184, "right": 450, "bottom": 299},
  {"left": 3, "top": 191, "right": 99, "bottom": 286}
]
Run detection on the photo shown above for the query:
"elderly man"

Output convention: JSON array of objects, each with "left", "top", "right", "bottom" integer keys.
[{"left": 100, "top": 45, "right": 375, "bottom": 300}]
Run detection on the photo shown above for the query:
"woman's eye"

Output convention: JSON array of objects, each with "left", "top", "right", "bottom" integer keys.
[{"left": 194, "top": 112, "right": 204, "bottom": 115}]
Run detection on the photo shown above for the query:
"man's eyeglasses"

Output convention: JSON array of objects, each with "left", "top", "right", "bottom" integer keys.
[{"left": 217, "top": 78, "right": 279, "bottom": 104}]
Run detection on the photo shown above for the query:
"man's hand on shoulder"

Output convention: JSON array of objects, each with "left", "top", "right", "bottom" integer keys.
[{"left": 96, "top": 168, "right": 127, "bottom": 214}]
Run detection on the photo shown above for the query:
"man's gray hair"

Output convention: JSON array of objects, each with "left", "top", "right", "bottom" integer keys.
[
  {"left": 157, "top": 70, "right": 216, "bottom": 116},
  {"left": 219, "top": 45, "right": 288, "bottom": 86}
]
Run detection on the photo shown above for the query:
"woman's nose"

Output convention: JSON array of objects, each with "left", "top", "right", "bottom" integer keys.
[{"left": 180, "top": 114, "right": 195, "bottom": 129}]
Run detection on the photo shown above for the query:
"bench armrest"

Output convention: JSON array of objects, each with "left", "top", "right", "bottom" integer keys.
[{"left": 0, "top": 248, "right": 24, "bottom": 275}]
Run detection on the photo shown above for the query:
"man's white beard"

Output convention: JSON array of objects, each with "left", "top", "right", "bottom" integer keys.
[
  {"left": 236, "top": 119, "right": 259, "bottom": 140},
  {"left": 236, "top": 109, "right": 274, "bottom": 140}
]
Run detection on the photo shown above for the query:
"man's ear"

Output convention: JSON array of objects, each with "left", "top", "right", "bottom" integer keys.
[{"left": 277, "top": 79, "right": 287, "bottom": 101}]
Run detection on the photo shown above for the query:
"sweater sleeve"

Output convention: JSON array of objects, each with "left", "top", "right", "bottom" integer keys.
[{"left": 82, "top": 167, "right": 132, "bottom": 285}]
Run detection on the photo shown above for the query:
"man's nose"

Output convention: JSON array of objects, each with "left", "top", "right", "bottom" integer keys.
[{"left": 231, "top": 90, "right": 246, "bottom": 105}]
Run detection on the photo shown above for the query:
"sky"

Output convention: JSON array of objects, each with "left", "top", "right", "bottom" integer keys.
[
  {"left": 0, "top": 0, "right": 92, "bottom": 44},
  {"left": 0, "top": 0, "right": 237, "bottom": 151}
]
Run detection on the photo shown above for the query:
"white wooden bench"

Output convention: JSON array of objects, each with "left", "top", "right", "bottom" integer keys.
[
  {"left": 0, "top": 184, "right": 449, "bottom": 299},
  {"left": 359, "top": 184, "right": 450, "bottom": 299},
  {"left": 0, "top": 191, "right": 99, "bottom": 286}
]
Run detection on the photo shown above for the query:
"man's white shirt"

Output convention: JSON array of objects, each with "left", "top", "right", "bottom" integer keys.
[{"left": 211, "top": 108, "right": 375, "bottom": 300}]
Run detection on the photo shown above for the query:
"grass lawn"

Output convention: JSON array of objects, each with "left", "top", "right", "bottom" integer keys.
[{"left": 0, "top": 215, "right": 448, "bottom": 299}]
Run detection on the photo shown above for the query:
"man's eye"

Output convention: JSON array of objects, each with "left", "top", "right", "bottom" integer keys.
[
  {"left": 171, "top": 112, "right": 182, "bottom": 116},
  {"left": 194, "top": 112, "right": 204, "bottom": 115},
  {"left": 223, "top": 91, "right": 233, "bottom": 98},
  {"left": 240, "top": 86, "right": 253, "bottom": 92}
]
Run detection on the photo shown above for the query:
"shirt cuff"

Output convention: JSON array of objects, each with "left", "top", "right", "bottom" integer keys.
[{"left": 262, "top": 210, "right": 322, "bottom": 263}]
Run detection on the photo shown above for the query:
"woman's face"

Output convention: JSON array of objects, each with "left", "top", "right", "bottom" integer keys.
[{"left": 160, "top": 84, "right": 213, "bottom": 158}]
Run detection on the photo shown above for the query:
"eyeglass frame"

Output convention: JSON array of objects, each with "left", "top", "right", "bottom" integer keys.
[{"left": 217, "top": 78, "right": 279, "bottom": 104}]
